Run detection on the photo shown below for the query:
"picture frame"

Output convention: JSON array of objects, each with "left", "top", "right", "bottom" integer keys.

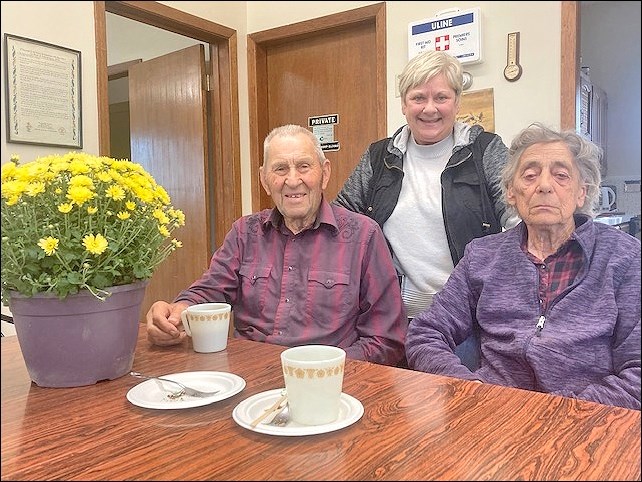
[
  {"left": 456, "top": 88, "right": 495, "bottom": 133},
  {"left": 4, "top": 34, "right": 82, "bottom": 148}
]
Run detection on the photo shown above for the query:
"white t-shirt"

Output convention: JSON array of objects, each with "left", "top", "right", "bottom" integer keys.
[{"left": 383, "top": 134, "right": 455, "bottom": 318}]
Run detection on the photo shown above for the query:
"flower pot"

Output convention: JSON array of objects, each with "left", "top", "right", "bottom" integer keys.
[{"left": 9, "top": 281, "right": 148, "bottom": 388}]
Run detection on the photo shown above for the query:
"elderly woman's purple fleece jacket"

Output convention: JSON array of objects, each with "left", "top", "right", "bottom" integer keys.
[{"left": 406, "top": 215, "right": 641, "bottom": 410}]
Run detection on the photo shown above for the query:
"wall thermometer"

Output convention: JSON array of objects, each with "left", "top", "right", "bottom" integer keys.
[{"left": 503, "top": 32, "right": 523, "bottom": 82}]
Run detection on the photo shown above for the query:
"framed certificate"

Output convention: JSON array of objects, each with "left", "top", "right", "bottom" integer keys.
[{"left": 4, "top": 34, "right": 82, "bottom": 148}]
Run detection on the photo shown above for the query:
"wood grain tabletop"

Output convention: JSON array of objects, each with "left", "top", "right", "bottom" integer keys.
[{"left": 2, "top": 325, "right": 640, "bottom": 481}]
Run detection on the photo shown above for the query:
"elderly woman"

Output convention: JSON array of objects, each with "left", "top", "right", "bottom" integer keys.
[{"left": 405, "top": 123, "right": 641, "bottom": 410}]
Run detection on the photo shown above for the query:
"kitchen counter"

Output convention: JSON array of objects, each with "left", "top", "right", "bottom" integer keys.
[
  {"left": 594, "top": 212, "right": 631, "bottom": 225},
  {"left": 594, "top": 212, "right": 641, "bottom": 238}
]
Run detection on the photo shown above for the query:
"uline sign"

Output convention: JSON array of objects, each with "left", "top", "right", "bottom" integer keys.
[{"left": 408, "top": 7, "right": 482, "bottom": 64}]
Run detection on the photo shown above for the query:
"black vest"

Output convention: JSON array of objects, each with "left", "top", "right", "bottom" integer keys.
[{"left": 364, "top": 132, "right": 501, "bottom": 265}]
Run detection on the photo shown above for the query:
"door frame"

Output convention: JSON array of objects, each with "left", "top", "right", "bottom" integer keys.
[
  {"left": 560, "top": 1, "right": 580, "bottom": 131},
  {"left": 93, "top": 0, "right": 242, "bottom": 249},
  {"left": 247, "top": 2, "right": 387, "bottom": 212}
]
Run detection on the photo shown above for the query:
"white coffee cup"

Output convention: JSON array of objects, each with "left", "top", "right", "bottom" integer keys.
[
  {"left": 280, "top": 345, "right": 346, "bottom": 426},
  {"left": 180, "top": 303, "right": 231, "bottom": 353}
]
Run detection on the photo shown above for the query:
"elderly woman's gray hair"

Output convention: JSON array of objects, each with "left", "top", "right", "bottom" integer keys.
[
  {"left": 398, "top": 50, "right": 463, "bottom": 101},
  {"left": 500, "top": 123, "right": 603, "bottom": 217},
  {"left": 262, "top": 124, "right": 325, "bottom": 167}
]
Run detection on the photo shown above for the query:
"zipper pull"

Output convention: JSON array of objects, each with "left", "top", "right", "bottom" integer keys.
[{"left": 535, "top": 315, "right": 546, "bottom": 336}]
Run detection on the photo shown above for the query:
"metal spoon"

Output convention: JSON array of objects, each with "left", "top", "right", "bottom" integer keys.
[{"left": 129, "top": 371, "right": 221, "bottom": 398}]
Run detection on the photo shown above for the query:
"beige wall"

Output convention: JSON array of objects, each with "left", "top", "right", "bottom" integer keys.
[
  {"left": 247, "top": 0, "right": 561, "bottom": 146},
  {"left": 1, "top": 1, "right": 562, "bottom": 215},
  {"left": 1, "top": 1, "right": 100, "bottom": 159}
]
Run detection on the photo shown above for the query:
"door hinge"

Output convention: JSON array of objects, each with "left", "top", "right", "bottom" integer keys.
[{"left": 204, "top": 74, "right": 211, "bottom": 92}]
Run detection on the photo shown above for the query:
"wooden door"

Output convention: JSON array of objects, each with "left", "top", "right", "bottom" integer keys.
[
  {"left": 248, "top": 3, "right": 387, "bottom": 211},
  {"left": 129, "top": 44, "right": 210, "bottom": 315}
]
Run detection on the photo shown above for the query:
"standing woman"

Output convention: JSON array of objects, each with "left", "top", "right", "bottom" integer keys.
[{"left": 334, "top": 50, "right": 516, "bottom": 366}]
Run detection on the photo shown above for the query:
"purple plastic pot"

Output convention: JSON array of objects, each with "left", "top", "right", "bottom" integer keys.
[{"left": 9, "top": 281, "right": 147, "bottom": 388}]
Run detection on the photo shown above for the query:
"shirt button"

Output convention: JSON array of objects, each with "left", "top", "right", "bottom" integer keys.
[
  {"left": 288, "top": 266, "right": 293, "bottom": 271},
  {"left": 252, "top": 275, "right": 257, "bottom": 280},
  {"left": 326, "top": 280, "right": 333, "bottom": 285},
  {"left": 278, "top": 331, "right": 283, "bottom": 335},
  {"left": 540, "top": 264, "right": 546, "bottom": 270},
  {"left": 285, "top": 298, "right": 290, "bottom": 303}
]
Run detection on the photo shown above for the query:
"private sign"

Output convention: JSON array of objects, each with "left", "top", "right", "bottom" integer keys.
[
  {"left": 408, "top": 7, "right": 482, "bottom": 64},
  {"left": 308, "top": 114, "right": 339, "bottom": 126}
]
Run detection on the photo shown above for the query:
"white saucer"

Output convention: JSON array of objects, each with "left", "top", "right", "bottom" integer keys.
[
  {"left": 127, "top": 371, "right": 245, "bottom": 409},
  {"left": 232, "top": 388, "right": 364, "bottom": 436}
]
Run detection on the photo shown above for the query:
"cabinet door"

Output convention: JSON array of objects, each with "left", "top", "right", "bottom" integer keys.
[
  {"left": 579, "top": 73, "right": 592, "bottom": 139},
  {"left": 591, "top": 85, "right": 607, "bottom": 175}
]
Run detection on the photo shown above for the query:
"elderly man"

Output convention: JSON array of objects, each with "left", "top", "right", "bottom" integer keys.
[
  {"left": 147, "top": 124, "right": 406, "bottom": 365},
  {"left": 406, "top": 123, "right": 641, "bottom": 409}
]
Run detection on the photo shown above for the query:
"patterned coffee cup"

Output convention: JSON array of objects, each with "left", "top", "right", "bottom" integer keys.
[
  {"left": 281, "top": 345, "right": 346, "bottom": 425},
  {"left": 180, "top": 302, "right": 231, "bottom": 353}
]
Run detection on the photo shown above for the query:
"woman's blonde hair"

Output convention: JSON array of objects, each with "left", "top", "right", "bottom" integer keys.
[{"left": 398, "top": 50, "right": 463, "bottom": 101}]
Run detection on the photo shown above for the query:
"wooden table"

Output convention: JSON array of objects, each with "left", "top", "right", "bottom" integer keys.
[{"left": 2, "top": 325, "right": 640, "bottom": 481}]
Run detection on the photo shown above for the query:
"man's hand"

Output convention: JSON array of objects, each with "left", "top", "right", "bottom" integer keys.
[{"left": 146, "top": 300, "right": 190, "bottom": 346}]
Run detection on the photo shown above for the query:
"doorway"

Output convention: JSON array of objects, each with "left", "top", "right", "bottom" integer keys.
[
  {"left": 247, "top": 2, "right": 387, "bottom": 211},
  {"left": 94, "top": 1, "right": 242, "bottom": 314}
]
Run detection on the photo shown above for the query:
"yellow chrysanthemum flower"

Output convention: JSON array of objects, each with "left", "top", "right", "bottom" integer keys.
[
  {"left": 133, "top": 186, "right": 155, "bottom": 203},
  {"left": 154, "top": 185, "right": 171, "bottom": 204},
  {"left": 170, "top": 208, "right": 186, "bottom": 226},
  {"left": 97, "top": 171, "right": 112, "bottom": 182},
  {"left": 1, "top": 179, "right": 28, "bottom": 199},
  {"left": 69, "top": 175, "right": 94, "bottom": 188},
  {"left": 117, "top": 211, "right": 131, "bottom": 220},
  {"left": 158, "top": 225, "right": 170, "bottom": 237},
  {"left": 87, "top": 206, "right": 98, "bottom": 214},
  {"left": 38, "top": 236, "right": 59, "bottom": 256},
  {"left": 67, "top": 186, "right": 94, "bottom": 205},
  {"left": 153, "top": 208, "right": 170, "bottom": 224},
  {"left": 82, "top": 234, "right": 108, "bottom": 255},
  {"left": 1, "top": 161, "right": 18, "bottom": 181},
  {"left": 58, "top": 203, "right": 74, "bottom": 214},
  {"left": 25, "top": 181, "right": 46, "bottom": 196},
  {"left": 68, "top": 159, "right": 91, "bottom": 175},
  {"left": 105, "top": 185, "right": 126, "bottom": 201},
  {"left": 5, "top": 195, "right": 19, "bottom": 206}
]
